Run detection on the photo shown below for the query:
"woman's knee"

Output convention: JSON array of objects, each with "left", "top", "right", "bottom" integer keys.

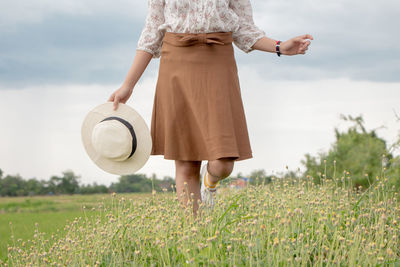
[
  {"left": 175, "top": 160, "right": 201, "bottom": 178},
  {"left": 208, "top": 157, "right": 235, "bottom": 178}
]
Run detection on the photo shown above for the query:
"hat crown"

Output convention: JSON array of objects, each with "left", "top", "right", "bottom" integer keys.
[
  {"left": 82, "top": 102, "right": 152, "bottom": 175},
  {"left": 91, "top": 120, "right": 132, "bottom": 161}
]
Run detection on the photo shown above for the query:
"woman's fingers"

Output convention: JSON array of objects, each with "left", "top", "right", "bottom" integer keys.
[
  {"left": 299, "top": 46, "right": 308, "bottom": 54},
  {"left": 108, "top": 92, "right": 115, "bottom": 102},
  {"left": 299, "top": 39, "right": 311, "bottom": 54},
  {"left": 113, "top": 95, "right": 120, "bottom": 110},
  {"left": 109, "top": 92, "right": 120, "bottom": 110},
  {"left": 108, "top": 88, "right": 124, "bottom": 110},
  {"left": 302, "top": 34, "right": 314, "bottom": 40}
]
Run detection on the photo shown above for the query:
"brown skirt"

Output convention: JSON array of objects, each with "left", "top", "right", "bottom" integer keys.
[{"left": 150, "top": 31, "right": 253, "bottom": 161}]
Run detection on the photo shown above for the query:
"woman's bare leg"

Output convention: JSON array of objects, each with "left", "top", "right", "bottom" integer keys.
[{"left": 175, "top": 160, "right": 202, "bottom": 213}]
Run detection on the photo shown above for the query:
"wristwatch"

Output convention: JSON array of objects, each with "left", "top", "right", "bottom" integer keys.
[{"left": 275, "top": 40, "right": 281, "bottom": 57}]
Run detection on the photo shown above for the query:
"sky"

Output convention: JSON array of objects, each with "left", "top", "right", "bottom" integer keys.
[{"left": 0, "top": 0, "right": 399, "bottom": 186}]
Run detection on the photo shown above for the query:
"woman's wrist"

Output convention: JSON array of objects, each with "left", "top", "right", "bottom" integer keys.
[
  {"left": 122, "top": 81, "right": 135, "bottom": 92},
  {"left": 251, "top": 37, "right": 279, "bottom": 53}
]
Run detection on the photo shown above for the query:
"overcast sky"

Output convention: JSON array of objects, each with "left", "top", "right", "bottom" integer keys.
[{"left": 0, "top": 0, "right": 399, "bottom": 186}]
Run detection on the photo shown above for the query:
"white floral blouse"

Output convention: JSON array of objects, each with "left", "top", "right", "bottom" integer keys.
[{"left": 137, "top": 0, "right": 266, "bottom": 58}]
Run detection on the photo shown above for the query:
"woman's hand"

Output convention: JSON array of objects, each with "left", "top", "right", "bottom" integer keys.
[
  {"left": 280, "top": 34, "right": 314, "bottom": 56},
  {"left": 107, "top": 50, "right": 153, "bottom": 110},
  {"left": 108, "top": 85, "right": 133, "bottom": 110}
]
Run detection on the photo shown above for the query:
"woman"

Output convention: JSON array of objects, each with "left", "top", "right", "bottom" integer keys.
[{"left": 108, "top": 0, "right": 313, "bottom": 212}]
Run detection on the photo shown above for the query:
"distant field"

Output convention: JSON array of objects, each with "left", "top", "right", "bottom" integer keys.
[{"left": 0, "top": 193, "right": 150, "bottom": 261}]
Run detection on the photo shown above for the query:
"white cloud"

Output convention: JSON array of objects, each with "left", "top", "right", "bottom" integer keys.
[
  {"left": 0, "top": 0, "right": 146, "bottom": 31},
  {"left": 255, "top": 0, "right": 399, "bottom": 43}
]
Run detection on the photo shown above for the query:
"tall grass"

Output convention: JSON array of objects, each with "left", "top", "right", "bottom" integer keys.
[
  {"left": 0, "top": 193, "right": 152, "bottom": 260},
  {"left": 3, "top": 175, "right": 400, "bottom": 266}
]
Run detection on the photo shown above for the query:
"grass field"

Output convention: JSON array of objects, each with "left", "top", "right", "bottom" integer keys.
[
  {"left": 2, "top": 176, "right": 400, "bottom": 266},
  {"left": 0, "top": 193, "right": 150, "bottom": 262}
]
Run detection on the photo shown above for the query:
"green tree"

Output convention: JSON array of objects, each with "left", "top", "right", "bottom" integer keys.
[
  {"left": 47, "top": 175, "right": 62, "bottom": 195},
  {"left": 79, "top": 182, "right": 109, "bottom": 194},
  {"left": 46, "top": 171, "right": 80, "bottom": 195},
  {"left": 24, "top": 178, "right": 44, "bottom": 196},
  {"left": 110, "top": 174, "right": 153, "bottom": 193},
  {"left": 0, "top": 174, "right": 25, "bottom": 196},
  {"left": 60, "top": 170, "right": 80, "bottom": 194},
  {"left": 302, "top": 115, "right": 391, "bottom": 188}
]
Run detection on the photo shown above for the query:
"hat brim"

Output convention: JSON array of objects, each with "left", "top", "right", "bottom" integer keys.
[{"left": 81, "top": 102, "right": 152, "bottom": 175}]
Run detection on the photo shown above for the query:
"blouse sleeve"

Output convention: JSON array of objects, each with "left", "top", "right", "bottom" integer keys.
[
  {"left": 136, "top": 0, "right": 165, "bottom": 59},
  {"left": 229, "top": 0, "right": 266, "bottom": 53}
]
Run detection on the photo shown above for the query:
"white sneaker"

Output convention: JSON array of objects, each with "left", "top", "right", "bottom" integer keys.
[{"left": 200, "top": 163, "right": 217, "bottom": 208}]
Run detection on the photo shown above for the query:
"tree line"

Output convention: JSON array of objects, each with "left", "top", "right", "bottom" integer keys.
[
  {"left": 0, "top": 167, "right": 271, "bottom": 197},
  {"left": 0, "top": 170, "right": 177, "bottom": 197}
]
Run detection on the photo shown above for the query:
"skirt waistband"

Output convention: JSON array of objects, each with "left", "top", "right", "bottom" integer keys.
[{"left": 162, "top": 32, "right": 233, "bottom": 47}]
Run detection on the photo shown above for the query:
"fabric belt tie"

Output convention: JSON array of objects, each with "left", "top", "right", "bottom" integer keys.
[{"left": 163, "top": 32, "right": 233, "bottom": 47}]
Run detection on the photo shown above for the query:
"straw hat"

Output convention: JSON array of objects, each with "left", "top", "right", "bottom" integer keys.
[{"left": 81, "top": 102, "right": 152, "bottom": 175}]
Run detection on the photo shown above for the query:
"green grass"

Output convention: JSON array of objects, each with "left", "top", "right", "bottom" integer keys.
[
  {"left": 3, "top": 177, "right": 400, "bottom": 266},
  {"left": 0, "top": 193, "right": 150, "bottom": 261},
  {"left": 0, "top": 210, "right": 100, "bottom": 260}
]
